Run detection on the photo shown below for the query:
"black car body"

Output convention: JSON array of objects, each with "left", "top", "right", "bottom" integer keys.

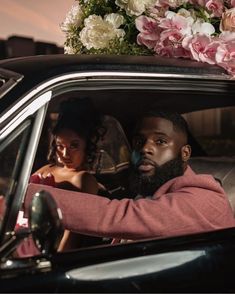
[{"left": 1, "top": 54, "right": 235, "bottom": 292}]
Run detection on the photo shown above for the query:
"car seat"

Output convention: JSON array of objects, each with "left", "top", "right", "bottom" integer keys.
[{"left": 189, "top": 157, "right": 235, "bottom": 215}]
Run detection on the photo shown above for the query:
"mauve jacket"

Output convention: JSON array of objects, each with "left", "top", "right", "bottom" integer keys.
[{"left": 25, "top": 166, "right": 235, "bottom": 240}]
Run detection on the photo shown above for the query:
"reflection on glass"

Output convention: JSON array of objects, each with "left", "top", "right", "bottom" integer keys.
[{"left": 0, "top": 121, "right": 31, "bottom": 232}]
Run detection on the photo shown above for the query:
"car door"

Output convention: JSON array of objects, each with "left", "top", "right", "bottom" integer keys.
[
  {"left": 1, "top": 63, "right": 235, "bottom": 293},
  {"left": 0, "top": 92, "right": 51, "bottom": 247}
]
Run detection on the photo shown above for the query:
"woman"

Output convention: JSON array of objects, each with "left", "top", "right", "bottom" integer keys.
[
  {"left": 30, "top": 98, "right": 105, "bottom": 251},
  {"left": 33, "top": 116, "right": 99, "bottom": 194}
]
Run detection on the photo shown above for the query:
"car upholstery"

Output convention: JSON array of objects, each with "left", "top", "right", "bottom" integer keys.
[{"left": 189, "top": 157, "right": 235, "bottom": 215}]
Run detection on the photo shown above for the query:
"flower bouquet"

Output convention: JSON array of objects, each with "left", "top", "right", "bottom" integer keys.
[{"left": 61, "top": 0, "right": 235, "bottom": 77}]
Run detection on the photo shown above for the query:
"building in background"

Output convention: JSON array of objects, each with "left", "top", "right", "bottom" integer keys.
[{"left": 0, "top": 35, "right": 63, "bottom": 59}]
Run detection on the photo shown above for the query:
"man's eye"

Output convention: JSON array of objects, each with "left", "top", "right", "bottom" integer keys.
[{"left": 156, "top": 139, "right": 167, "bottom": 145}]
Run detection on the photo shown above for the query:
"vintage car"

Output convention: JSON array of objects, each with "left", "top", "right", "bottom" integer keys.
[{"left": 1, "top": 54, "right": 235, "bottom": 292}]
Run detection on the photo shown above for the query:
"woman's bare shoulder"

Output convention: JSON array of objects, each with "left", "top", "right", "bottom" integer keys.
[
  {"left": 72, "top": 171, "right": 98, "bottom": 194},
  {"left": 72, "top": 170, "right": 97, "bottom": 183},
  {"left": 34, "top": 164, "right": 55, "bottom": 175}
]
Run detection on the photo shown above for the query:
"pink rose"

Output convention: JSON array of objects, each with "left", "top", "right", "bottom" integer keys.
[
  {"left": 220, "top": 7, "right": 235, "bottom": 32},
  {"left": 200, "top": 40, "right": 221, "bottom": 64},
  {"left": 182, "top": 35, "right": 217, "bottom": 64},
  {"left": 215, "top": 40, "right": 235, "bottom": 76},
  {"left": 219, "top": 31, "right": 235, "bottom": 41},
  {"left": 154, "top": 29, "right": 190, "bottom": 58},
  {"left": 189, "top": 0, "right": 206, "bottom": 6},
  {"left": 149, "top": 4, "right": 169, "bottom": 18},
  {"left": 205, "top": 0, "right": 224, "bottom": 17},
  {"left": 159, "top": 12, "right": 193, "bottom": 36},
  {"left": 136, "top": 16, "right": 161, "bottom": 49},
  {"left": 157, "top": 0, "right": 178, "bottom": 8},
  {"left": 227, "top": 0, "right": 235, "bottom": 7},
  {"left": 155, "top": 41, "right": 190, "bottom": 58}
]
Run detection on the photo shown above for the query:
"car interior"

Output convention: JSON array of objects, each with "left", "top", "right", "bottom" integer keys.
[
  {"left": 1, "top": 83, "right": 235, "bottom": 255},
  {"left": 31, "top": 88, "right": 235, "bottom": 226}
]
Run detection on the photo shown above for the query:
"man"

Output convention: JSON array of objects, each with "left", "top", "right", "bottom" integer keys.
[{"left": 26, "top": 111, "right": 235, "bottom": 241}]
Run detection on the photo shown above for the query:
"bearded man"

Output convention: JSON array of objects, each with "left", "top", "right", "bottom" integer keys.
[
  {"left": 26, "top": 111, "right": 235, "bottom": 242},
  {"left": 129, "top": 111, "right": 191, "bottom": 198}
]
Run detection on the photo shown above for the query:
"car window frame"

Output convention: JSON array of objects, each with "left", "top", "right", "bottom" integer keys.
[
  {"left": 0, "top": 92, "right": 51, "bottom": 243},
  {"left": 2, "top": 72, "right": 235, "bottom": 251}
]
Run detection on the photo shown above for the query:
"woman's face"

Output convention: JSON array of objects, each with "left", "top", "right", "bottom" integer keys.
[{"left": 55, "top": 128, "right": 87, "bottom": 170}]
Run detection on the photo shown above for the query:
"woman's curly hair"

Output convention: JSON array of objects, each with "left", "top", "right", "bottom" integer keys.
[{"left": 47, "top": 98, "right": 106, "bottom": 170}]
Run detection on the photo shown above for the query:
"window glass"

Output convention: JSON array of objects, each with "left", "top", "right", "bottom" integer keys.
[
  {"left": 33, "top": 113, "right": 131, "bottom": 174},
  {"left": 184, "top": 106, "right": 235, "bottom": 156},
  {"left": 0, "top": 121, "right": 31, "bottom": 231},
  {"left": 92, "top": 115, "right": 131, "bottom": 173}
]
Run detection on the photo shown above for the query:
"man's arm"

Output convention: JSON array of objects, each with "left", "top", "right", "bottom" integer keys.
[{"left": 25, "top": 182, "right": 235, "bottom": 240}]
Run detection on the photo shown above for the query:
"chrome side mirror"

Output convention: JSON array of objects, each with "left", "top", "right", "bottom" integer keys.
[{"left": 28, "top": 190, "right": 63, "bottom": 255}]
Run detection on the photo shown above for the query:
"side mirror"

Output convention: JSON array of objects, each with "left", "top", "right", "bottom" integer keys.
[{"left": 28, "top": 190, "right": 64, "bottom": 255}]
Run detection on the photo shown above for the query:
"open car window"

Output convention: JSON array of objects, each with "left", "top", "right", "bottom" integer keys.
[
  {"left": 0, "top": 121, "right": 31, "bottom": 233},
  {"left": 92, "top": 115, "right": 131, "bottom": 173},
  {"left": 185, "top": 106, "right": 235, "bottom": 157},
  {"left": 20, "top": 93, "right": 235, "bottom": 255},
  {"left": 184, "top": 106, "right": 235, "bottom": 217}
]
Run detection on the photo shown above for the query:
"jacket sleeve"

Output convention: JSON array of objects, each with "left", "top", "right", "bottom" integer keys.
[{"left": 25, "top": 183, "right": 235, "bottom": 240}]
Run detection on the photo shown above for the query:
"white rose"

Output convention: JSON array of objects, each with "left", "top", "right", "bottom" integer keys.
[
  {"left": 79, "top": 14, "right": 125, "bottom": 50},
  {"left": 177, "top": 8, "right": 192, "bottom": 18},
  {"left": 192, "top": 19, "right": 215, "bottom": 35},
  {"left": 64, "top": 45, "right": 76, "bottom": 54},
  {"left": 168, "top": 0, "right": 188, "bottom": 7},
  {"left": 104, "top": 13, "right": 124, "bottom": 28},
  {"left": 164, "top": 11, "right": 194, "bottom": 36},
  {"left": 115, "top": 0, "right": 156, "bottom": 16},
  {"left": 164, "top": 10, "right": 176, "bottom": 19},
  {"left": 60, "top": 3, "right": 83, "bottom": 32}
]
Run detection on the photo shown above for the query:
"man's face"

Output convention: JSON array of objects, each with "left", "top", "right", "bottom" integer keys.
[{"left": 129, "top": 116, "right": 189, "bottom": 196}]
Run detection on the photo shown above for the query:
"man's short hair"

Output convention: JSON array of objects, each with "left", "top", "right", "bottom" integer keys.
[{"left": 141, "top": 110, "right": 189, "bottom": 142}]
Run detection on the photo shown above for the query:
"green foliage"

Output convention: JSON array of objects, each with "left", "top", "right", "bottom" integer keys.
[
  {"left": 82, "top": 0, "right": 118, "bottom": 18},
  {"left": 122, "top": 14, "right": 139, "bottom": 44},
  {"left": 62, "top": 0, "right": 150, "bottom": 55}
]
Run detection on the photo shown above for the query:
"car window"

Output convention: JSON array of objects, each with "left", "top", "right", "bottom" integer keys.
[
  {"left": 0, "top": 121, "right": 31, "bottom": 232},
  {"left": 184, "top": 106, "right": 235, "bottom": 157},
  {"left": 33, "top": 113, "right": 131, "bottom": 173},
  {"left": 92, "top": 115, "right": 131, "bottom": 173},
  {"left": 17, "top": 90, "right": 235, "bottom": 256},
  {"left": 32, "top": 109, "right": 131, "bottom": 201}
]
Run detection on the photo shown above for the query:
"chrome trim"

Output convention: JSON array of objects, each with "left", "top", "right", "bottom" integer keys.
[
  {"left": 0, "top": 70, "right": 232, "bottom": 125},
  {"left": 66, "top": 250, "right": 205, "bottom": 281},
  {"left": 0, "top": 91, "right": 52, "bottom": 140},
  {"left": 17, "top": 104, "right": 48, "bottom": 202},
  {"left": 4, "top": 103, "right": 48, "bottom": 234},
  {"left": 0, "top": 120, "right": 31, "bottom": 153},
  {"left": 0, "top": 68, "right": 24, "bottom": 99}
]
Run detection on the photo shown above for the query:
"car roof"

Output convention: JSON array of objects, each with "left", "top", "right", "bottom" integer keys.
[
  {"left": 0, "top": 54, "right": 234, "bottom": 133},
  {"left": 0, "top": 54, "right": 229, "bottom": 80}
]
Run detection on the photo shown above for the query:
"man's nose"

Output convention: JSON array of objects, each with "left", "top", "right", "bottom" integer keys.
[{"left": 140, "top": 139, "right": 154, "bottom": 155}]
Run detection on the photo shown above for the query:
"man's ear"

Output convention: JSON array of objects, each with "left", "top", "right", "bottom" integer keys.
[{"left": 181, "top": 144, "right": 191, "bottom": 162}]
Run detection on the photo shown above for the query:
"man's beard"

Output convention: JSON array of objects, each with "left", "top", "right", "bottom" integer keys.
[{"left": 129, "top": 156, "right": 184, "bottom": 197}]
